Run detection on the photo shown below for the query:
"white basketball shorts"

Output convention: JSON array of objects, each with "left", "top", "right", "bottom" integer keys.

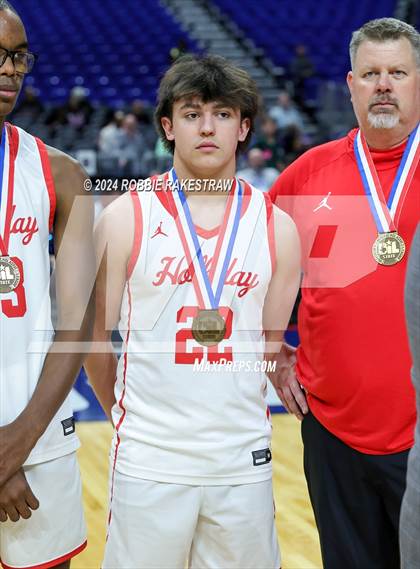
[
  {"left": 0, "top": 452, "right": 86, "bottom": 569},
  {"left": 103, "top": 472, "right": 281, "bottom": 569}
]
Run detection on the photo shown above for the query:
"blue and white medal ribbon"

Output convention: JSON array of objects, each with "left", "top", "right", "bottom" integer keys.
[
  {"left": 169, "top": 168, "right": 242, "bottom": 344},
  {"left": 354, "top": 124, "right": 419, "bottom": 265},
  {"left": 0, "top": 125, "right": 21, "bottom": 294}
]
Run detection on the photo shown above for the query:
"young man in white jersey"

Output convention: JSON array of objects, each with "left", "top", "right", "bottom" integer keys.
[
  {"left": 86, "top": 54, "right": 300, "bottom": 568},
  {"left": 0, "top": 2, "right": 94, "bottom": 568}
]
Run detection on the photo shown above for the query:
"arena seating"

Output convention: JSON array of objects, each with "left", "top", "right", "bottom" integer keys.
[
  {"left": 13, "top": 0, "right": 197, "bottom": 105},
  {"left": 8, "top": 0, "right": 404, "bottom": 162},
  {"left": 211, "top": 0, "right": 396, "bottom": 80}
]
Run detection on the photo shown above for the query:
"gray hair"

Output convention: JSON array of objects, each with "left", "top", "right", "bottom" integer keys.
[
  {"left": 350, "top": 18, "right": 420, "bottom": 69},
  {"left": 0, "top": 1, "right": 18, "bottom": 14}
]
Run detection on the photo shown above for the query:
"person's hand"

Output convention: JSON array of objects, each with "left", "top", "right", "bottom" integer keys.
[
  {"left": 0, "top": 423, "right": 34, "bottom": 487},
  {"left": 269, "top": 343, "right": 308, "bottom": 420},
  {"left": 0, "top": 469, "right": 39, "bottom": 523}
]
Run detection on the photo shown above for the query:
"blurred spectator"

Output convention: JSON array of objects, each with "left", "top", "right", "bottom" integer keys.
[
  {"left": 97, "top": 113, "right": 152, "bottom": 177},
  {"left": 237, "top": 148, "right": 280, "bottom": 192},
  {"left": 268, "top": 90, "right": 304, "bottom": 132},
  {"left": 283, "top": 125, "right": 310, "bottom": 165},
  {"left": 289, "top": 44, "right": 315, "bottom": 106},
  {"left": 253, "top": 116, "right": 285, "bottom": 170},
  {"left": 129, "top": 99, "right": 153, "bottom": 126},
  {"left": 118, "top": 113, "right": 150, "bottom": 177},
  {"left": 14, "top": 86, "right": 43, "bottom": 120},
  {"left": 98, "top": 110, "right": 125, "bottom": 157},
  {"left": 46, "top": 86, "right": 93, "bottom": 132},
  {"left": 128, "top": 99, "right": 157, "bottom": 151},
  {"left": 65, "top": 87, "right": 93, "bottom": 129}
]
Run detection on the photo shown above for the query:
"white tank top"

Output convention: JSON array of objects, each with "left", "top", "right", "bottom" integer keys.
[
  {"left": 111, "top": 175, "right": 277, "bottom": 485},
  {"left": 0, "top": 124, "right": 79, "bottom": 466}
]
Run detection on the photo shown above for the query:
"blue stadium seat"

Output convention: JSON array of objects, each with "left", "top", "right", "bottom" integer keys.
[
  {"left": 212, "top": 0, "right": 396, "bottom": 78},
  {"left": 13, "top": 0, "right": 199, "bottom": 105}
]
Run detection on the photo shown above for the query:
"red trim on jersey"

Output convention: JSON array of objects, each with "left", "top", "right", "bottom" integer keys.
[
  {"left": 155, "top": 173, "right": 251, "bottom": 236},
  {"left": 166, "top": 189, "right": 206, "bottom": 308},
  {"left": 194, "top": 225, "right": 220, "bottom": 239},
  {"left": 6, "top": 123, "right": 19, "bottom": 162},
  {"left": 0, "top": 540, "right": 87, "bottom": 569},
  {"left": 108, "top": 283, "right": 132, "bottom": 528},
  {"left": 238, "top": 178, "right": 252, "bottom": 218},
  {"left": 0, "top": 124, "right": 19, "bottom": 256},
  {"left": 35, "top": 137, "right": 56, "bottom": 233},
  {"left": 154, "top": 173, "right": 170, "bottom": 213},
  {"left": 263, "top": 192, "right": 276, "bottom": 275},
  {"left": 127, "top": 190, "right": 143, "bottom": 279},
  {"left": 5, "top": 123, "right": 19, "bottom": 164}
]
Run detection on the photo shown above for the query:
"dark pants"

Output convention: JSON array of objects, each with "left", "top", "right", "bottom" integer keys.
[{"left": 301, "top": 411, "right": 409, "bottom": 569}]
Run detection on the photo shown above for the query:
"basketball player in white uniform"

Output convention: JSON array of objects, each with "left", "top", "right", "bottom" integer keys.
[
  {"left": 0, "top": 3, "right": 94, "bottom": 568},
  {"left": 86, "top": 54, "right": 300, "bottom": 568}
]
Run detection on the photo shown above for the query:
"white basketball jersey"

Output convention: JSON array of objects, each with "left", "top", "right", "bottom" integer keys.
[
  {"left": 111, "top": 175, "right": 277, "bottom": 485},
  {"left": 0, "top": 124, "right": 79, "bottom": 466}
]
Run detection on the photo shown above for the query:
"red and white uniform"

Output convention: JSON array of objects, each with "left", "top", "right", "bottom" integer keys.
[
  {"left": 0, "top": 124, "right": 79, "bottom": 464},
  {"left": 111, "top": 177, "right": 276, "bottom": 485},
  {"left": 0, "top": 124, "right": 85, "bottom": 569},
  {"left": 270, "top": 128, "right": 418, "bottom": 455}
]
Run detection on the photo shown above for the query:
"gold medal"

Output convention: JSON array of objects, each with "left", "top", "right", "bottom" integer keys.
[
  {"left": 0, "top": 256, "right": 21, "bottom": 293},
  {"left": 372, "top": 232, "right": 405, "bottom": 266},
  {"left": 192, "top": 309, "right": 226, "bottom": 347}
]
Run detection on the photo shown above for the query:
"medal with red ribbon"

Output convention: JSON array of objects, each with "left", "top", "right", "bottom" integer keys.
[
  {"left": 354, "top": 123, "right": 419, "bottom": 266},
  {"left": 0, "top": 124, "right": 20, "bottom": 293}
]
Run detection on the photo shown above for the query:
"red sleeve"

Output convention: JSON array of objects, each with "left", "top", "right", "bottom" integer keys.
[
  {"left": 268, "top": 173, "right": 282, "bottom": 203},
  {"left": 269, "top": 160, "right": 302, "bottom": 219},
  {"left": 263, "top": 192, "right": 276, "bottom": 275}
]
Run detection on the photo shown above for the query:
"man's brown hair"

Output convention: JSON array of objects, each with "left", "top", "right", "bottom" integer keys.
[{"left": 155, "top": 54, "right": 260, "bottom": 154}]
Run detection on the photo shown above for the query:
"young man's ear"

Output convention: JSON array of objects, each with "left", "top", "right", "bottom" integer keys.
[
  {"left": 238, "top": 117, "right": 251, "bottom": 142},
  {"left": 161, "top": 117, "right": 175, "bottom": 142}
]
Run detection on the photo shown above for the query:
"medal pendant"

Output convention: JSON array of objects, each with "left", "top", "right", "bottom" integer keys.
[
  {"left": 372, "top": 232, "right": 405, "bottom": 266},
  {"left": 192, "top": 309, "right": 226, "bottom": 347},
  {"left": 0, "top": 256, "right": 21, "bottom": 293}
]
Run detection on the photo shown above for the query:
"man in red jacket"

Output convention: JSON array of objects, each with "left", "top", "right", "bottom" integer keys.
[{"left": 270, "top": 17, "right": 419, "bottom": 569}]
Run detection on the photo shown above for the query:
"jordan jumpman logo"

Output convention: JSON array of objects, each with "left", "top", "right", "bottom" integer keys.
[
  {"left": 313, "top": 192, "right": 332, "bottom": 212},
  {"left": 151, "top": 221, "right": 168, "bottom": 238}
]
